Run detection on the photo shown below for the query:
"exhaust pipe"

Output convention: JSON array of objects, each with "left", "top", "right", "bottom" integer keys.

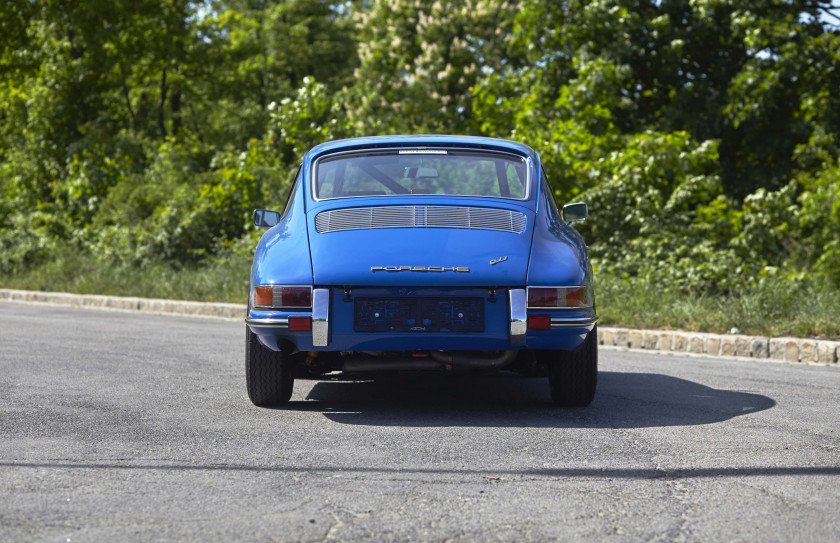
[
  {"left": 341, "top": 351, "right": 518, "bottom": 372},
  {"left": 342, "top": 359, "right": 443, "bottom": 372},
  {"left": 430, "top": 350, "right": 518, "bottom": 369}
]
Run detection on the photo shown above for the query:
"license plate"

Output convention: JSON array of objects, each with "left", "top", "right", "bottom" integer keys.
[{"left": 354, "top": 298, "right": 484, "bottom": 332}]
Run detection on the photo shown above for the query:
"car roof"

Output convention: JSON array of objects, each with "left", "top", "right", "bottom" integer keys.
[{"left": 305, "top": 135, "right": 537, "bottom": 160}]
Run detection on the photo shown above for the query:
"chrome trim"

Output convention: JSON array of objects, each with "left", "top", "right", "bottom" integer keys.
[
  {"left": 550, "top": 317, "right": 599, "bottom": 329},
  {"left": 315, "top": 205, "right": 527, "bottom": 234},
  {"left": 312, "top": 288, "right": 330, "bottom": 347},
  {"left": 371, "top": 266, "right": 469, "bottom": 272},
  {"left": 245, "top": 318, "right": 290, "bottom": 329},
  {"left": 509, "top": 289, "right": 527, "bottom": 347}
]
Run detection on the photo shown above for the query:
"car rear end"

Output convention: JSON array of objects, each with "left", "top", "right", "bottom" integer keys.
[{"left": 245, "top": 136, "right": 598, "bottom": 406}]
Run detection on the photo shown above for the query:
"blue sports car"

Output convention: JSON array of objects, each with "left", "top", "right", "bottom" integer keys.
[{"left": 246, "top": 135, "right": 597, "bottom": 406}]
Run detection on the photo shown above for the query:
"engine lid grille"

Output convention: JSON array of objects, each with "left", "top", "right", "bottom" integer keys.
[{"left": 315, "top": 206, "right": 526, "bottom": 234}]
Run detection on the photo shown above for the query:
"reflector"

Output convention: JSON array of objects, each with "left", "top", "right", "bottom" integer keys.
[
  {"left": 528, "top": 315, "right": 551, "bottom": 330},
  {"left": 288, "top": 317, "right": 312, "bottom": 331}
]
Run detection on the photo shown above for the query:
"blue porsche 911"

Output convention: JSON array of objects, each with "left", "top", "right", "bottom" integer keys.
[{"left": 246, "top": 135, "right": 597, "bottom": 406}]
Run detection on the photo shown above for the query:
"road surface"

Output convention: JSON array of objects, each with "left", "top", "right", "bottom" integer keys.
[{"left": 1, "top": 302, "right": 838, "bottom": 541}]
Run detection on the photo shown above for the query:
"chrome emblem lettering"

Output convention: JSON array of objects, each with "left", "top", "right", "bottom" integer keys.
[
  {"left": 490, "top": 256, "right": 508, "bottom": 265},
  {"left": 371, "top": 266, "right": 470, "bottom": 272}
]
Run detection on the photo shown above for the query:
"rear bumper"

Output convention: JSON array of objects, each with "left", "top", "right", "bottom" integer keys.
[{"left": 246, "top": 287, "right": 596, "bottom": 352}]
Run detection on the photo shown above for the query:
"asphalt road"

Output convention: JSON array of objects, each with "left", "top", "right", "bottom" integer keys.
[{"left": 1, "top": 302, "right": 839, "bottom": 542}]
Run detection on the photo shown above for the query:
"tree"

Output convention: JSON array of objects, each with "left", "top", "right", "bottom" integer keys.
[{"left": 345, "top": 0, "right": 519, "bottom": 134}]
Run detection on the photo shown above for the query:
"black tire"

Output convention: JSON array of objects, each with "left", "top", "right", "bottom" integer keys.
[
  {"left": 541, "top": 325, "right": 598, "bottom": 407},
  {"left": 245, "top": 327, "right": 294, "bottom": 406}
]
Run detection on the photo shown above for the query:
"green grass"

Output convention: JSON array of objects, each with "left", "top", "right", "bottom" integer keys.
[
  {"left": 597, "top": 272, "right": 840, "bottom": 339},
  {"left": 4, "top": 251, "right": 839, "bottom": 340},
  {"left": 2, "top": 248, "right": 251, "bottom": 304}
]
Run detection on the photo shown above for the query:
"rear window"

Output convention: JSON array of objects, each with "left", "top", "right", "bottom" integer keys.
[{"left": 314, "top": 149, "right": 529, "bottom": 200}]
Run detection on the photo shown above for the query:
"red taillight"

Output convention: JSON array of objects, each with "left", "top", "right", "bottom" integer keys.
[
  {"left": 528, "top": 287, "right": 559, "bottom": 308},
  {"left": 253, "top": 285, "right": 312, "bottom": 308},
  {"left": 528, "top": 315, "right": 551, "bottom": 330},
  {"left": 527, "top": 286, "right": 590, "bottom": 308},
  {"left": 288, "top": 316, "right": 312, "bottom": 331},
  {"left": 280, "top": 287, "right": 312, "bottom": 307}
]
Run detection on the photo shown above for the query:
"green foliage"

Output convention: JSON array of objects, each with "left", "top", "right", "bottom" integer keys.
[
  {"left": 346, "top": 0, "right": 518, "bottom": 134},
  {"left": 2, "top": 0, "right": 840, "bottom": 337},
  {"left": 267, "top": 76, "right": 353, "bottom": 164},
  {"left": 574, "top": 132, "right": 743, "bottom": 291},
  {"left": 3, "top": 239, "right": 253, "bottom": 304},
  {"left": 794, "top": 160, "right": 840, "bottom": 284}
]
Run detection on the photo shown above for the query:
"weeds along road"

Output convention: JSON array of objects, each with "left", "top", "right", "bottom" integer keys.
[{"left": 1, "top": 302, "right": 839, "bottom": 542}]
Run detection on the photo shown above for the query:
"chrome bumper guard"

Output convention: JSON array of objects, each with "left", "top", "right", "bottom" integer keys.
[
  {"left": 509, "top": 289, "right": 527, "bottom": 346},
  {"left": 312, "top": 288, "right": 330, "bottom": 347}
]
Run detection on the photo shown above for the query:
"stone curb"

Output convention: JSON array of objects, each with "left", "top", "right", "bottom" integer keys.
[
  {"left": 2, "top": 289, "right": 838, "bottom": 365},
  {"left": 599, "top": 327, "right": 839, "bottom": 365},
  {"left": 0, "top": 288, "right": 245, "bottom": 320}
]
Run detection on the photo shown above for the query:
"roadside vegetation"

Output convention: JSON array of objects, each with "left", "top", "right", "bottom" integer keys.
[{"left": 2, "top": 1, "right": 839, "bottom": 339}]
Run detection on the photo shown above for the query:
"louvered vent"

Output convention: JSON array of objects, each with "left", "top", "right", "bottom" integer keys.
[{"left": 315, "top": 206, "right": 526, "bottom": 234}]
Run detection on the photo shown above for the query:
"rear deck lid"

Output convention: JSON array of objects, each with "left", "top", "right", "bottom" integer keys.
[{"left": 308, "top": 203, "right": 534, "bottom": 286}]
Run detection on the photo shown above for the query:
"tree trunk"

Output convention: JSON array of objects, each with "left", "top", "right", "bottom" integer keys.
[
  {"left": 171, "top": 87, "right": 181, "bottom": 136},
  {"left": 159, "top": 67, "right": 168, "bottom": 139}
]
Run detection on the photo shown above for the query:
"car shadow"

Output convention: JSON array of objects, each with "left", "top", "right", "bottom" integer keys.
[{"left": 280, "top": 371, "right": 775, "bottom": 429}]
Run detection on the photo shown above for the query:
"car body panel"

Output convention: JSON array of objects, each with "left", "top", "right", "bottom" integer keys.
[
  {"left": 525, "top": 184, "right": 589, "bottom": 287},
  {"left": 307, "top": 198, "right": 535, "bottom": 287},
  {"left": 249, "top": 177, "right": 314, "bottom": 298}
]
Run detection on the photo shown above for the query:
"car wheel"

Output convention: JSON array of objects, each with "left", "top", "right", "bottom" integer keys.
[
  {"left": 245, "top": 327, "right": 294, "bottom": 406},
  {"left": 542, "top": 325, "right": 598, "bottom": 407}
]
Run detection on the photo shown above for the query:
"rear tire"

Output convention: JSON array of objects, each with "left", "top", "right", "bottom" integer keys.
[
  {"left": 245, "top": 327, "right": 294, "bottom": 406},
  {"left": 541, "top": 325, "right": 598, "bottom": 407}
]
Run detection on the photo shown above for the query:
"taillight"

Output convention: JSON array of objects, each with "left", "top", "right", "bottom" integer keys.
[
  {"left": 527, "top": 286, "right": 591, "bottom": 308},
  {"left": 253, "top": 285, "right": 312, "bottom": 308}
]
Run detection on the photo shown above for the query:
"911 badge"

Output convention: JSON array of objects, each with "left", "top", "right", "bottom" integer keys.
[{"left": 371, "top": 266, "right": 470, "bottom": 272}]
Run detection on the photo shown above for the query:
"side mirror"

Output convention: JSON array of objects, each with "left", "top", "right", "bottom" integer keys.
[
  {"left": 562, "top": 202, "right": 588, "bottom": 223},
  {"left": 253, "top": 209, "right": 281, "bottom": 228}
]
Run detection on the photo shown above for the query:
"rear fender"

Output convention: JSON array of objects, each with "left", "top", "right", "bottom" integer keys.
[
  {"left": 250, "top": 180, "right": 314, "bottom": 303},
  {"left": 526, "top": 182, "right": 589, "bottom": 286}
]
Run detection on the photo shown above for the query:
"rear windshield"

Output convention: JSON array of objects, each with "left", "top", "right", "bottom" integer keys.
[{"left": 313, "top": 150, "right": 529, "bottom": 200}]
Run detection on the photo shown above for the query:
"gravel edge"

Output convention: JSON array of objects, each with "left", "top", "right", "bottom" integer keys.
[{"left": 2, "top": 288, "right": 837, "bottom": 365}]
